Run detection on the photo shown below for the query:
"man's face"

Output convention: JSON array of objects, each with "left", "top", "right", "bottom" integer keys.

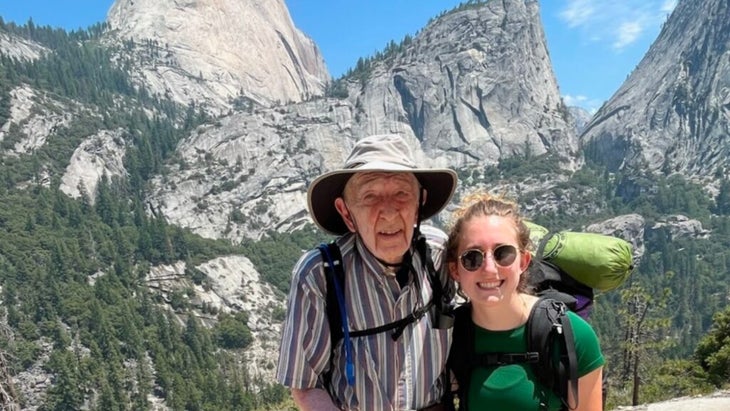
[{"left": 335, "top": 172, "right": 422, "bottom": 264}]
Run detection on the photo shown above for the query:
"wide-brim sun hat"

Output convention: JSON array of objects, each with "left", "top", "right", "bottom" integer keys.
[{"left": 308, "top": 134, "right": 458, "bottom": 235}]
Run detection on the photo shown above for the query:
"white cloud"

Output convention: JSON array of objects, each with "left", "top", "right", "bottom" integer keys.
[
  {"left": 556, "top": 0, "right": 674, "bottom": 51},
  {"left": 563, "top": 94, "right": 602, "bottom": 114},
  {"left": 559, "top": 0, "right": 595, "bottom": 28},
  {"left": 563, "top": 94, "right": 588, "bottom": 106},
  {"left": 613, "top": 20, "right": 644, "bottom": 50},
  {"left": 660, "top": 0, "right": 678, "bottom": 14}
]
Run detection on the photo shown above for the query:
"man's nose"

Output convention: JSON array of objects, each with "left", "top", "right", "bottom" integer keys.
[{"left": 379, "top": 197, "right": 400, "bottom": 214}]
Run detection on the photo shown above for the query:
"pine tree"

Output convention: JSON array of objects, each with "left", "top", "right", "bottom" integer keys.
[{"left": 618, "top": 283, "right": 673, "bottom": 405}]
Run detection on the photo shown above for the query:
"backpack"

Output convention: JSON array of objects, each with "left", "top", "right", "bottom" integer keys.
[
  {"left": 317, "top": 233, "right": 453, "bottom": 389},
  {"left": 526, "top": 221, "right": 634, "bottom": 320},
  {"left": 528, "top": 259, "right": 594, "bottom": 319},
  {"left": 526, "top": 221, "right": 634, "bottom": 293},
  {"left": 444, "top": 298, "right": 578, "bottom": 411}
]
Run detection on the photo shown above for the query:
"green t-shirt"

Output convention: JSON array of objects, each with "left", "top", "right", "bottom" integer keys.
[{"left": 468, "top": 311, "right": 604, "bottom": 410}]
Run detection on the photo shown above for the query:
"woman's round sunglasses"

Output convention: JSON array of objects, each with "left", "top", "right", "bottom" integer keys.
[{"left": 459, "top": 245, "right": 518, "bottom": 271}]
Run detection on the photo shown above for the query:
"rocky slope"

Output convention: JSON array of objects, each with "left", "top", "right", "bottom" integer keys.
[
  {"left": 580, "top": 0, "right": 730, "bottom": 178},
  {"left": 612, "top": 390, "right": 730, "bottom": 411},
  {"left": 0, "top": 31, "right": 46, "bottom": 61},
  {"left": 145, "top": 0, "right": 580, "bottom": 242}
]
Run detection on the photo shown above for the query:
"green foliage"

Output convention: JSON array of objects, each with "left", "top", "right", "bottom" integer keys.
[
  {"left": 428, "top": 0, "right": 490, "bottom": 24},
  {"left": 0, "top": 23, "right": 284, "bottom": 410},
  {"left": 240, "top": 227, "right": 331, "bottom": 293},
  {"left": 695, "top": 306, "right": 730, "bottom": 385},
  {"left": 42, "top": 350, "right": 85, "bottom": 411},
  {"left": 608, "top": 172, "right": 713, "bottom": 221},
  {"left": 325, "top": 79, "right": 349, "bottom": 98},
  {"left": 613, "top": 283, "right": 674, "bottom": 404},
  {"left": 338, "top": 32, "right": 414, "bottom": 84},
  {"left": 494, "top": 153, "right": 563, "bottom": 179},
  {"left": 714, "top": 178, "right": 730, "bottom": 215},
  {"left": 644, "top": 359, "right": 715, "bottom": 400},
  {"left": 606, "top": 359, "right": 715, "bottom": 409},
  {"left": 0, "top": 77, "right": 11, "bottom": 127},
  {"left": 215, "top": 312, "right": 254, "bottom": 349}
]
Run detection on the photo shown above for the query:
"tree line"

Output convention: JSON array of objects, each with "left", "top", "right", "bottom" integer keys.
[{"left": 0, "top": 20, "right": 284, "bottom": 410}]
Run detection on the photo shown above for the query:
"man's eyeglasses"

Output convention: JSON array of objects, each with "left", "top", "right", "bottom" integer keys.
[{"left": 459, "top": 245, "right": 518, "bottom": 271}]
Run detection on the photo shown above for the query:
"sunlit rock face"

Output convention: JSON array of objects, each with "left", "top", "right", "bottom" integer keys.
[
  {"left": 580, "top": 0, "right": 730, "bottom": 178},
  {"left": 345, "top": 0, "right": 579, "bottom": 170},
  {"left": 145, "top": 0, "right": 581, "bottom": 242},
  {"left": 106, "top": 0, "right": 330, "bottom": 113},
  {"left": 0, "top": 31, "right": 47, "bottom": 61}
]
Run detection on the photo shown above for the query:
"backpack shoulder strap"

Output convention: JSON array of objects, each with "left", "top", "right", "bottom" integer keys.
[
  {"left": 318, "top": 242, "right": 348, "bottom": 389},
  {"left": 527, "top": 298, "right": 579, "bottom": 410},
  {"left": 320, "top": 243, "right": 344, "bottom": 346},
  {"left": 414, "top": 234, "right": 454, "bottom": 329},
  {"left": 444, "top": 304, "right": 473, "bottom": 411}
]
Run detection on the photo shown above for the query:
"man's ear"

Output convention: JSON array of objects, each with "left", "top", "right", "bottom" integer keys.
[
  {"left": 413, "top": 188, "right": 427, "bottom": 226},
  {"left": 334, "top": 197, "right": 357, "bottom": 233}
]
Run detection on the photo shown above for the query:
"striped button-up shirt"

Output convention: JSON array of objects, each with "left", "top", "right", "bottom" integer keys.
[{"left": 277, "top": 227, "right": 452, "bottom": 410}]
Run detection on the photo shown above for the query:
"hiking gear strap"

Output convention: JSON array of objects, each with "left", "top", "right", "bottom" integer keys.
[
  {"left": 443, "top": 305, "right": 473, "bottom": 411},
  {"left": 527, "top": 298, "right": 579, "bottom": 410},
  {"left": 415, "top": 185, "right": 454, "bottom": 330},
  {"left": 564, "top": 308, "right": 579, "bottom": 410},
  {"left": 319, "top": 243, "right": 355, "bottom": 387},
  {"left": 415, "top": 234, "right": 455, "bottom": 330},
  {"left": 474, "top": 352, "right": 539, "bottom": 367},
  {"left": 318, "top": 240, "right": 441, "bottom": 388}
]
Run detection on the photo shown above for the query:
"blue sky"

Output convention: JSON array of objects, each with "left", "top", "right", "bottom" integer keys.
[{"left": 0, "top": 0, "right": 677, "bottom": 113}]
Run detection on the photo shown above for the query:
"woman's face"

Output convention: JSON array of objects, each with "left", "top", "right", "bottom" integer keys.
[{"left": 448, "top": 215, "right": 530, "bottom": 306}]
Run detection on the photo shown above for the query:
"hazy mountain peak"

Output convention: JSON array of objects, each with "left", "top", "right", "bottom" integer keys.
[
  {"left": 105, "top": 0, "right": 329, "bottom": 112},
  {"left": 581, "top": 0, "right": 730, "bottom": 177}
]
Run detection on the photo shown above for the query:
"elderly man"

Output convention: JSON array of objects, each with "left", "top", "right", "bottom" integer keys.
[{"left": 276, "top": 134, "right": 458, "bottom": 410}]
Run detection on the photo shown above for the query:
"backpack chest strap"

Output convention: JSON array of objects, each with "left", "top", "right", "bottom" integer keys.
[
  {"left": 350, "top": 300, "right": 433, "bottom": 340},
  {"left": 474, "top": 351, "right": 540, "bottom": 367}
]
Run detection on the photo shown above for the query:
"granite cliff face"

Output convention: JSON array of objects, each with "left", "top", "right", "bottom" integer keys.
[
  {"left": 346, "top": 0, "right": 578, "bottom": 170},
  {"left": 105, "top": 0, "right": 330, "bottom": 114},
  {"left": 146, "top": 0, "right": 580, "bottom": 242},
  {"left": 580, "top": 0, "right": 730, "bottom": 178}
]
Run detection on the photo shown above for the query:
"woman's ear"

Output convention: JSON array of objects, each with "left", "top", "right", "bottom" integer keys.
[
  {"left": 448, "top": 261, "right": 459, "bottom": 281},
  {"left": 519, "top": 250, "right": 532, "bottom": 272},
  {"left": 334, "top": 197, "right": 357, "bottom": 233}
]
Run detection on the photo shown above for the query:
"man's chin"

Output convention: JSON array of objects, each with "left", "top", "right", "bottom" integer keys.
[{"left": 374, "top": 246, "right": 410, "bottom": 264}]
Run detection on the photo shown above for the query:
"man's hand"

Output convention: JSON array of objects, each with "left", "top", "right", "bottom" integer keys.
[{"left": 291, "top": 387, "right": 341, "bottom": 411}]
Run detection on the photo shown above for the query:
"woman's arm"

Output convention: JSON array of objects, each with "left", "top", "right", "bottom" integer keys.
[
  {"left": 572, "top": 367, "right": 604, "bottom": 411},
  {"left": 291, "top": 387, "right": 341, "bottom": 411}
]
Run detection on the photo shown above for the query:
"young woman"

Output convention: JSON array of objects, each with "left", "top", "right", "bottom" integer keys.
[{"left": 444, "top": 192, "right": 604, "bottom": 410}]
